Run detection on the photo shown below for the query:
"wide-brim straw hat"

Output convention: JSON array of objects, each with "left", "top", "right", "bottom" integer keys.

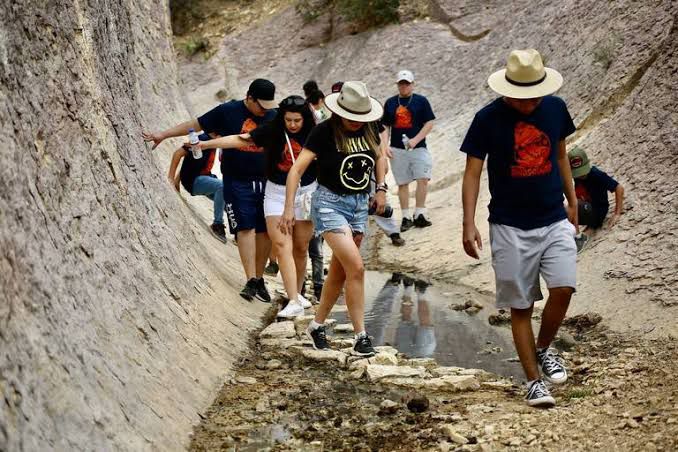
[
  {"left": 324, "top": 81, "right": 383, "bottom": 122},
  {"left": 488, "top": 49, "right": 563, "bottom": 99}
]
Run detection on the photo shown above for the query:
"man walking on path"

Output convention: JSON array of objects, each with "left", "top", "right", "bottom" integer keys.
[
  {"left": 382, "top": 70, "right": 436, "bottom": 232},
  {"left": 143, "top": 79, "right": 277, "bottom": 302},
  {"left": 460, "top": 49, "right": 578, "bottom": 407}
]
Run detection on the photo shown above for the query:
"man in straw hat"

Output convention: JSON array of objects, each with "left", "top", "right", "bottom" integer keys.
[{"left": 460, "top": 49, "right": 578, "bottom": 407}]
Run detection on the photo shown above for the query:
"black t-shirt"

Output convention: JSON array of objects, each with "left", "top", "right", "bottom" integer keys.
[
  {"left": 575, "top": 166, "right": 618, "bottom": 216},
  {"left": 197, "top": 100, "right": 276, "bottom": 180},
  {"left": 180, "top": 132, "right": 216, "bottom": 193},
  {"left": 304, "top": 121, "right": 378, "bottom": 194},
  {"left": 249, "top": 121, "right": 317, "bottom": 186},
  {"left": 382, "top": 93, "right": 436, "bottom": 148}
]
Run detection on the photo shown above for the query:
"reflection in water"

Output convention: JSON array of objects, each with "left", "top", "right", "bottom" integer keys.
[{"left": 334, "top": 271, "right": 522, "bottom": 378}]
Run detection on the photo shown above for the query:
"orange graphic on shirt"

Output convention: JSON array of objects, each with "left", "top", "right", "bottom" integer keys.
[
  {"left": 394, "top": 105, "right": 413, "bottom": 129},
  {"left": 277, "top": 139, "right": 302, "bottom": 173},
  {"left": 240, "top": 118, "right": 264, "bottom": 153},
  {"left": 575, "top": 184, "right": 591, "bottom": 203},
  {"left": 200, "top": 149, "right": 216, "bottom": 175},
  {"left": 511, "top": 121, "right": 552, "bottom": 178}
]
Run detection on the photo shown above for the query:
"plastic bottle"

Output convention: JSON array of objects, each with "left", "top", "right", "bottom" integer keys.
[
  {"left": 188, "top": 128, "right": 202, "bottom": 159},
  {"left": 401, "top": 134, "right": 410, "bottom": 150}
]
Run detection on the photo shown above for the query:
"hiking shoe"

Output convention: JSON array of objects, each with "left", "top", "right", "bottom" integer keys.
[
  {"left": 353, "top": 333, "right": 376, "bottom": 357},
  {"left": 389, "top": 233, "right": 406, "bottom": 246},
  {"left": 239, "top": 278, "right": 258, "bottom": 301},
  {"left": 537, "top": 348, "right": 568, "bottom": 384},
  {"left": 306, "top": 324, "right": 330, "bottom": 350},
  {"left": 298, "top": 293, "right": 313, "bottom": 309},
  {"left": 400, "top": 217, "right": 414, "bottom": 232},
  {"left": 575, "top": 233, "right": 589, "bottom": 254},
  {"left": 264, "top": 260, "right": 279, "bottom": 276},
  {"left": 525, "top": 379, "right": 555, "bottom": 407},
  {"left": 210, "top": 223, "right": 227, "bottom": 243},
  {"left": 277, "top": 301, "right": 304, "bottom": 319},
  {"left": 255, "top": 278, "right": 271, "bottom": 303},
  {"left": 415, "top": 279, "right": 431, "bottom": 293},
  {"left": 413, "top": 214, "right": 432, "bottom": 228}
]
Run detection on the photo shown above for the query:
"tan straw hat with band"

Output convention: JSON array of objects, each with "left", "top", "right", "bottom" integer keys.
[
  {"left": 324, "top": 81, "right": 384, "bottom": 122},
  {"left": 487, "top": 49, "right": 563, "bottom": 99}
]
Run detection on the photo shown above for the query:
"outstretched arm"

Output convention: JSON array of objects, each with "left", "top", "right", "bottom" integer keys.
[
  {"left": 198, "top": 134, "right": 253, "bottom": 151},
  {"left": 462, "top": 155, "right": 484, "bottom": 259},
  {"left": 142, "top": 118, "right": 201, "bottom": 150}
]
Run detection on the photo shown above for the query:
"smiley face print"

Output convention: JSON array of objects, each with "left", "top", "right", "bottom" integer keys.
[{"left": 340, "top": 153, "right": 375, "bottom": 191}]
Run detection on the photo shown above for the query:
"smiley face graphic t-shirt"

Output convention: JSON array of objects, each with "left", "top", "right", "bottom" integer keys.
[{"left": 304, "top": 120, "right": 378, "bottom": 195}]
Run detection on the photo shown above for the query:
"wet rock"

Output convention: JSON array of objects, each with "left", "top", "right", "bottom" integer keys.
[
  {"left": 488, "top": 311, "right": 512, "bottom": 326},
  {"left": 369, "top": 352, "right": 399, "bottom": 366},
  {"left": 234, "top": 376, "right": 257, "bottom": 385},
  {"left": 406, "top": 393, "right": 430, "bottom": 413},
  {"left": 554, "top": 331, "right": 577, "bottom": 351},
  {"left": 366, "top": 365, "right": 427, "bottom": 382},
  {"left": 378, "top": 399, "right": 400, "bottom": 415},
  {"left": 441, "top": 425, "right": 468, "bottom": 445},
  {"left": 260, "top": 321, "right": 296, "bottom": 339}
]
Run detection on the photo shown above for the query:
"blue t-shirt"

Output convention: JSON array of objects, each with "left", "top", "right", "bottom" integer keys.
[
  {"left": 460, "top": 96, "right": 576, "bottom": 230},
  {"left": 575, "top": 166, "right": 618, "bottom": 217},
  {"left": 179, "top": 132, "right": 216, "bottom": 193},
  {"left": 197, "top": 100, "right": 276, "bottom": 180},
  {"left": 382, "top": 93, "right": 435, "bottom": 149}
]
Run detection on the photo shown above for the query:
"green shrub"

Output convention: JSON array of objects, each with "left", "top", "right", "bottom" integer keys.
[
  {"left": 337, "top": 0, "right": 400, "bottom": 27},
  {"left": 181, "top": 37, "right": 209, "bottom": 57}
]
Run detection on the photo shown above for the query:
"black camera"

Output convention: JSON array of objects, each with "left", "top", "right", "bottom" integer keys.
[{"left": 368, "top": 203, "right": 393, "bottom": 218}]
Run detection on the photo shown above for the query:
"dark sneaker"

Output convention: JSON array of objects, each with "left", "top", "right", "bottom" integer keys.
[
  {"left": 413, "top": 214, "right": 432, "bottom": 228},
  {"left": 414, "top": 279, "right": 431, "bottom": 293},
  {"left": 306, "top": 325, "right": 330, "bottom": 350},
  {"left": 575, "top": 233, "right": 589, "bottom": 254},
  {"left": 390, "top": 272, "right": 403, "bottom": 284},
  {"left": 537, "top": 348, "right": 567, "bottom": 384},
  {"left": 389, "top": 233, "right": 406, "bottom": 246},
  {"left": 400, "top": 217, "right": 414, "bottom": 232},
  {"left": 255, "top": 278, "right": 271, "bottom": 303},
  {"left": 264, "top": 260, "right": 279, "bottom": 276},
  {"left": 239, "top": 278, "right": 258, "bottom": 301},
  {"left": 525, "top": 379, "right": 555, "bottom": 407},
  {"left": 353, "top": 333, "right": 376, "bottom": 357},
  {"left": 210, "top": 223, "right": 227, "bottom": 243}
]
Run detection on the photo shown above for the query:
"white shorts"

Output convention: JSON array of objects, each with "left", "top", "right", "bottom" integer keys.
[
  {"left": 264, "top": 180, "right": 317, "bottom": 220},
  {"left": 390, "top": 146, "right": 433, "bottom": 185},
  {"left": 490, "top": 219, "right": 577, "bottom": 310}
]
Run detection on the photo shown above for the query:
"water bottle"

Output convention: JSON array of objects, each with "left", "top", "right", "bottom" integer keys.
[
  {"left": 401, "top": 134, "right": 410, "bottom": 150},
  {"left": 188, "top": 128, "right": 202, "bottom": 159}
]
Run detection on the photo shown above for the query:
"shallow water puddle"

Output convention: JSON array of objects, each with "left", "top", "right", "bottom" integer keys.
[{"left": 331, "top": 271, "right": 523, "bottom": 379}]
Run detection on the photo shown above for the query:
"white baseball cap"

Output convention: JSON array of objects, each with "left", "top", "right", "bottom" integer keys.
[{"left": 397, "top": 70, "right": 414, "bottom": 83}]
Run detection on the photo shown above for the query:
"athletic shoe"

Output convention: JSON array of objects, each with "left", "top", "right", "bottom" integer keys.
[
  {"left": 537, "top": 348, "right": 568, "bottom": 384},
  {"left": 306, "top": 325, "right": 330, "bottom": 350},
  {"left": 400, "top": 217, "right": 414, "bottom": 232},
  {"left": 277, "top": 301, "right": 304, "bottom": 318},
  {"left": 298, "top": 293, "right": 313, "bottom": 309},
  {"left": 389, "top": 233, "right": 406, "bottom": 246},
  {"left": 264, "top": 260, "right": 279, "bottom": 276},
  {"left": 239, "top": 278, "right": 258, "bottom": 301},
  {"left": 353, "top": 333, "right": 376, "bottom": 357},
  {"left": 414, "top": 279, "right": 431, "bottom": 293},
  {"left": 210, "top": 223, "right": 227, "bottom": 243},
  {"left": 390, "top": 272, "right": 403, "bottom": 284},
  {"left": 525, "top": 379, "right": 555, "bottom": 407},
  {"left": 575, "top": 233, "right": 589, "bottom": 254},
  {"left": 413, "top": 214, "right": 432, "bottom": 228},
  {"left": 255, "top": 278, "right": 271, "bottom": 303}
]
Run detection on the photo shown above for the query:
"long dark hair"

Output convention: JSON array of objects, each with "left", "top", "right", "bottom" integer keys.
[
  {"left": 329, "top": 114, "right": 381, "bottom": 157},
  {"left": 265, "top": 95, "right": 316, "bottom": 180}
]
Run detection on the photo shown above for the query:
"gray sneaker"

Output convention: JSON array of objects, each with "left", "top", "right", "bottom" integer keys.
[
  {"left": 525, "top": 379, "right": 555, "bottom": 407},
  {"left": 537, "top": 348, "right": 567, "bottom": 384}
]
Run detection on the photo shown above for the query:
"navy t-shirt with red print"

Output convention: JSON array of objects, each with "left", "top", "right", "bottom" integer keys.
[
  {"left": 197, "top": 100, "right": 276, "bottom": 180},
  {"left": 575, "top": 166, "right": 618, "bottom": 220},
  {"left": 248, "top": 121, "right": 317, "bottom": 187},
  {"left": 382, "top": 93, "right": 435, "bottom": 149},
  {"left": 460, "top": 96, "right": 576, "bottom": 230},
  {"left": 180, "top": 132, "right": 217, "bottom": 193}
]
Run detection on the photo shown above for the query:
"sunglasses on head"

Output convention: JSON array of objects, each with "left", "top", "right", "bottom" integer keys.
[{"left": 280, "top": 96, "right": 306, "bottom": 107}]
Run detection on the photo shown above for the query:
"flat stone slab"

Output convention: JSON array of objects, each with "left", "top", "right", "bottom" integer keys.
[
  {"left": 431, "top": 366, "right": 492, "bottom": 379},
  {"left": 381, "top": 375, "right": 480, "bottom": 391},
  {"left": 375, "top": 346, "right": 399, "bottom": 356},
  {"left": 292, "top": 347, "right": 348, "bottom": 366},
  {"left": 368, "top": 352, "right": 398, "bottom": 366},
  {"left": 401, "top": 358, "right": 437, "bottom": 368},
  {"left": 365, "top": 365, "right": 427, "bottom": 382},
  {"left": 259, "top": 321, "right": 296, "bottom": 339},
  {"left": 333, "top": 323, "right": 354, "bottom": 334},
  {"left": 259, "top": 337, "right": 309, "bottom": 349},
  {"left": 234, "top": 376, "right": 257, "bottom": 385}
]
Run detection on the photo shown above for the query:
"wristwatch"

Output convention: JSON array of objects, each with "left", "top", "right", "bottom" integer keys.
[{"left": 375, "top": 182, "right": 388, "bottom": 193}]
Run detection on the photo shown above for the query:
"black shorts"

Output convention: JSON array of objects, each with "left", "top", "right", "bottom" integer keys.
[{"left": 226, "top": 178, "right": 267, "bottom": 233}]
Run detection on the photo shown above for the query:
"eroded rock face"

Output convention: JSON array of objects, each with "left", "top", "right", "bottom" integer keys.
[{"left": 0, "top": 2, "right": 264, "bottom": 450}]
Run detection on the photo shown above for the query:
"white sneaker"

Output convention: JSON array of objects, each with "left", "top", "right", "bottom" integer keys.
[
  {"left": 277, "top": 301, "right": 304, "bottom": 318},
  {"left": 298, "top": 293, "right": 313, "bottom": 309}
]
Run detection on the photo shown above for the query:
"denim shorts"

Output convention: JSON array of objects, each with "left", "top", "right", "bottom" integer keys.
[{"left": 311, "top": 185, "right": 369, "bottom": 237}]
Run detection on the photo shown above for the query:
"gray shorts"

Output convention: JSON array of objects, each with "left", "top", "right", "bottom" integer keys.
[
  {"left": 390, "top": 147, "right": 432, "bottom": 185},
  {"left": 490, "top": 219, "right": 577, "bottom": 310}
]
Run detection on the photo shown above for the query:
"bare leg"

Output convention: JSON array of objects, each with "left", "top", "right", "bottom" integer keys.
[
  {"left": 236, "top": 229, "right": 256, "bottom": 279},
  {"left": 313, "top": 253, "right": 346, "bottom": 323},
  {"left": 536, "top": 287, "right": 574, "bottom": 349},
  {"left": 398, "top": 184, "right": 410, "bottom": 212},
  {"left": 511, "top": 306, "right": 540, "bottom": 381},
  {"left": 292, "top": 221, "right": 314, "bottom": 293},
  {"left": 415, "top": 178, "right": 429, "bottom": 208},
  {"left": 255, "top": 232, "right": 271, "bottom": 278},
  {"left": 266, "top": 216, "right": 297, "bottom": 301}
]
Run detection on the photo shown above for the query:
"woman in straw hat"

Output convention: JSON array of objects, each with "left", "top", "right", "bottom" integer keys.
[
  {"left": 460, "top": 49, "right": 578, "bottom": 408},
  {"left": 280, "top": 81, "right": 387, "bottom": 357}
]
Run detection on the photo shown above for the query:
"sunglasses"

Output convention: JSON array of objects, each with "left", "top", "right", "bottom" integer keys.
[{"left": 280, "top": 97, "right": 306, "bottom": 107}]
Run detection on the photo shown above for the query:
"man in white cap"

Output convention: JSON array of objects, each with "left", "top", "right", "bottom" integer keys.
[
  {"left": 382, "top": 70, "right": 436, "bottom": 232},
  {"left": 460, "top": 49, "right": 578, "bottom": 408}
]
